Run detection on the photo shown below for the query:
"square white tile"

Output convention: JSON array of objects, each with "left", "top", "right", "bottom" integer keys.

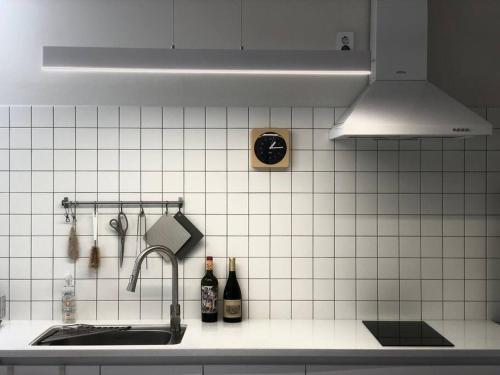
[
  {"left": 98, "top": 106, "right": 119, "bottom": 127},
  {"left": 10, "top": 106, "right": 31, "bottom": 127},
  {"left": 141, "top": 106, "right": 162, "bottom": 128},
  {"left": 76, "top": 106, "right": 97, "bottom": 127},
  {"left": 206, "top": 107, "right": 226, "bottom": 128},
  {"left": 313, "top": 108, "right": 334, "bottom": 129},
  {"left": 120, "top": 106, "right": 140, "bottom": 128}
]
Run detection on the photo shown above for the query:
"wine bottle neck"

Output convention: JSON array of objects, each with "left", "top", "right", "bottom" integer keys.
[
  {"left": 206, "top": 259, "right": 213, "bottom": 272},
  {"left": 228, "top": 270, "right": 237, "bottom": 279},
  {"left": 228, "top": 257, "right": 236, "bottom": 272}
]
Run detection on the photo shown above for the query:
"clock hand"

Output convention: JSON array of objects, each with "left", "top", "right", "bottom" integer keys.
[{"left": 269, "top": 141, "right": 284, "bottom": 150}]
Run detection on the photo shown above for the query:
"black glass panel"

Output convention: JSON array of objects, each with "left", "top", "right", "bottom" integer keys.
[{"left": 363, "top": 321, "right": 454, "bottom": 347}]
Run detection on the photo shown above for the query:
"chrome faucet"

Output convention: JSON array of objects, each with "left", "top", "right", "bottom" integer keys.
[{"left": 127, "top": 245, "right": 181, "bottom": 343}]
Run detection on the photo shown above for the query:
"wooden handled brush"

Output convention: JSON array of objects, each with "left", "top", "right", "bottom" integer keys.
[
  {"left": 68, "top": 219, "right": 80, "bottom": 261},
  {"left": 89, "top": 207, "right": 100, "bottom": 269}
]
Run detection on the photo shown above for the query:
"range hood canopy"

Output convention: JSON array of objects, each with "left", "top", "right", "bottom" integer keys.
[
  {"left": 331, "top": 81, "right": 492, "bottom": 138},
  {"left": 330, "top": 0, "right": 492, "bottom": 139}
]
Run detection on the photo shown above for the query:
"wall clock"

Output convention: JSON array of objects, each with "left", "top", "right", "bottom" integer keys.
[{"left": 251, "top": 128, "right": 291, "bottom": 169}]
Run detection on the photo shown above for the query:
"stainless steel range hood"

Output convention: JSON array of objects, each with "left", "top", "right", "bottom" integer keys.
[{"left": 330, "top": 0, "right": 492, "bottom": 139}]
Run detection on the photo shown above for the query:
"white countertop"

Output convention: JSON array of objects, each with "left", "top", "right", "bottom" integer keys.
[{"left": 1, "top": 319, "right": 500, "bottom": 365}]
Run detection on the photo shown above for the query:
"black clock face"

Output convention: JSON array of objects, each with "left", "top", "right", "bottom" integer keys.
[{"left": 254, "top": 132, "right": 287, "bottom": 165}]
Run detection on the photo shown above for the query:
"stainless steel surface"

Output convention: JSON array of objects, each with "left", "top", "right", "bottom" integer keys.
[
  {"left": 31, "top": 324, "right": 186, "bottom": 346},
  {"left": 127, "top": 245, "right": 182, "bottom": 343},
  {"left": 62, "top": 196, "right": 183, "bottom": 224},
  {"left": 330, "top": 81, "right": 493, "bottom": 139},
  {"left": 61, "top": 197, "right": 184, "bottom": 209},
  {"left": 330, "top": 0, "right": 493, "bottom": 139}
]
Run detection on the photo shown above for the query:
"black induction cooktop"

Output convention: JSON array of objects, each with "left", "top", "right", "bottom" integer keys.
[{"left": 363, "top": 321, "right": 454, "bottom": 347}]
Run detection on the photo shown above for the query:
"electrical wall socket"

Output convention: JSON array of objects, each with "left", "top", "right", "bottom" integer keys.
[{"left": 337, "top": 32, "right": 354, "bottom": 51}]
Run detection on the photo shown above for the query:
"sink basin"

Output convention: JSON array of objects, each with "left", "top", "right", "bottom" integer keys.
[{"left": 31, "top": 324, "right": 186, "bottom": 346}]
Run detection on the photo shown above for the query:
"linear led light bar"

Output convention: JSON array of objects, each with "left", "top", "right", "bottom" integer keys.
[
  {"left": 42, "top": 47, "right": 371, "bottom": 76},
  {"left": 42, "top": 67, "right": 371, "bottom": 76}
]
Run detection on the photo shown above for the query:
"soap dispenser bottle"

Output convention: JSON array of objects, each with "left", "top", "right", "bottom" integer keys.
[{"left": 62, "top": 273, "right": 76, "bottom": 323}]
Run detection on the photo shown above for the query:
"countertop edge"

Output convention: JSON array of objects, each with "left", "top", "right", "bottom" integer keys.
[
  {"left": 3, "top": 319, "right": 500, "bottom": 366},
  {"left": 3, "top": 348, "right": 500, "bottom": 366}
]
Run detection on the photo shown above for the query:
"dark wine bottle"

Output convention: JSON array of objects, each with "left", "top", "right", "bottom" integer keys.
[
  {"left": 201, "top": 256, "right": 218, "bottom": 323},
  {"left": 223, "top": 257, "right": 242, "bottom": 323}
]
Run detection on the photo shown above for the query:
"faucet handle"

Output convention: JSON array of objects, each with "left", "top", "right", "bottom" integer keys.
[{"left": 169, "top": 303, "right": 182, "bottom": 342}]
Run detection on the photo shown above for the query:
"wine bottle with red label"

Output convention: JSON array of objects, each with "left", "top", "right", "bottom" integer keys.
[
  {"left": 201, "top": 256, "right": 218, "bottom": 323},
  {"left": 223, "top": 257, "right": 242, "bottom": 323}
]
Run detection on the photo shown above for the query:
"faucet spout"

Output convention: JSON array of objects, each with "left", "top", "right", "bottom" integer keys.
[{"left": 127, "top": 245, "right": 181, "bottom": 343}]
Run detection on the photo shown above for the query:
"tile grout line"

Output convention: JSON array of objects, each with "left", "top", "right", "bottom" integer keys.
[
  {"left": 139, "top": 106, "right": 142, "bottom": 319},
  {"left": 441, "top": 137, "right": 444, "bottom": 319},
  {"left": 485, "top": 106, "right": 489, "bottom": 319},
  {"left": 464, "top": 133, "right": 466, "bottom": 319},
  {"left": 51, "top": 106, "right": 55, "bottom": 319},
  {"left": 161, "top": 107, "right": 164, "bottom": 319},
  {"left": 117, "top": 106, "right": 121, "bottom": 320},
  {"left": 311, "top": 108, "right": 316, "bottom": 319},
  {"left": 7, "top": 106, "right": 10, "bottom": 319},
  {"left": 331, "top": 114, "right": 336, "bottom": 319},
  {"left": 354, "top": 139, "right": 358, "bottom": 319},
  {"left": 204, "top": 107, "right": 207, "bottom": 319},
  {"left": 267, "top": 108, "right": 272, "bottom": 318},
  {"left": 95, "top": 106, "right": 99, "bottom": 319},
  {"left": 419, "top": 139, "right": 423, "bottom": 321},
  {"left": 225, "top": 107, "right": 229, "bottom": 318},
  {"left": 182, "top": 107, "right": 186, "bottom": 319},
  {"left": 29, "top": 105, "right": 33, "bottom": 319},
  {"left": 290, "top": 108, "right": 294, "bottom": 318},
  {"left": 397, "top": 140, "right": 401, "bottom": 320},
  {"left": 376, "top": 139, "right": 379, "bottom": 319},
  {"left": 246, "top": 107, "right": 251, "bottom": 318},
  {"left": 73, "top": 106, "right": 77, "bottom": 318}
]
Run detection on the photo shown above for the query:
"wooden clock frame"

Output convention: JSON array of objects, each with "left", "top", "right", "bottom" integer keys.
[{"left": 250, "top": 128, "right": 291, "bottom": 169}]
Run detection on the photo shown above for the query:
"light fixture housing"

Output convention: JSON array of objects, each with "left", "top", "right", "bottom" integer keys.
[{"left": 42, "top": 46, "right": 371, "bottom": 76}]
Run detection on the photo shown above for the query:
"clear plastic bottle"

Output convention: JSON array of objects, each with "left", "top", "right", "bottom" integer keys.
[{"left": 62, "top": 273, "right": 76, "bottom": 324}]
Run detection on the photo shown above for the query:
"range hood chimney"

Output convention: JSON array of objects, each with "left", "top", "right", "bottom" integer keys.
[{"left": 330, "top": 0, "right": 492, "bottom": 139}]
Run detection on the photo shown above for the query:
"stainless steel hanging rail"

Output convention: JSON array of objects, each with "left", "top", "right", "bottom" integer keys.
[{"left": 61, "top": 197, "right": 183, "bottom": 209}]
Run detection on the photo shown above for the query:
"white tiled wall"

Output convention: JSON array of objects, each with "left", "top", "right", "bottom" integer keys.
[{"left": 1, "top": 105, "right": 500, "bottom": 321}]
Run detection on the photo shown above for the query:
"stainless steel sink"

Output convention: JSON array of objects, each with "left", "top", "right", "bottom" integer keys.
[
  {"left": 32, "top": 247, "right": 186, "bottom": 347},
  {"left": 31, "top": 324, "right": 186, "bottom": 346}
]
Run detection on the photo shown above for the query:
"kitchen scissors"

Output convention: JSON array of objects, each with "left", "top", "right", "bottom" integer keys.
[{"left": 109, "top": 207, "right": 128, "bottom": 268}]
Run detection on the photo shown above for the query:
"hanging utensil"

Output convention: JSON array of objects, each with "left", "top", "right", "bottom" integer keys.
[
  {"left": 67, "top": 205, "right": 80, "bottom": 261},
  {"left": 89, "top": 205, "right": 100, "bottom": 269},
  {"left": 173, "top": 208, "right": 204, "bottom": 260},
  {"left": 109, "top": 205, "right": 128, "bottom": 268},
  {"left": 136, "top": 205, "right": 148, "bottom": 269},
  {"left": 64, "top": 204, "right": 71, "bottom": 223},
  {"left": 144, "top": 206, "right": 190, "bottom": 258}
]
